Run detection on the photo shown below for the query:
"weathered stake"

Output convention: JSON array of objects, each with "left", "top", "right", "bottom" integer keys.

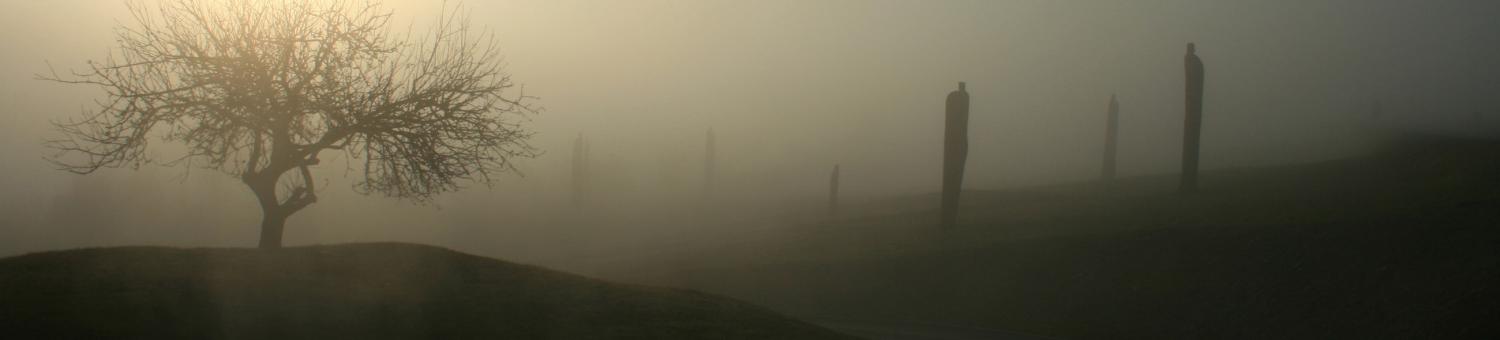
[
  {"left": 704, "top": 128, "right": 716, "bottom": 199},
  {"left": 1102, "top": 94, "right": 1120, "bottom": 184},
  {"left": 1181, "top": 43, "right": 1205, "bottom": 194},
  {"left": 572, "top": 133, "right": 589, "bottom": 207},
  {"left": 941, "top": 82, "right": 970, "bottom": 228},
  {"left": 828, "top": 164, "right": 840, "bottom": 216}
]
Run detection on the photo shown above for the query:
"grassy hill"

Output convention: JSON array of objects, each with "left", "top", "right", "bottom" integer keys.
[
  {"left": 0, "top": 243, "right": 855, "bottom": 339},
  {"left": 589, "top": 135, "right": 1500, "bottom": 339}
]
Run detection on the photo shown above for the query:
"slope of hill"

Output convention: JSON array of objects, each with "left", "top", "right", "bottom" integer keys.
[
  {"left": 590, "top": 135, "right": 1500, "bottom": 339},
  {"left": 0, "top": 243, "right": 855, "bottom": 339}
]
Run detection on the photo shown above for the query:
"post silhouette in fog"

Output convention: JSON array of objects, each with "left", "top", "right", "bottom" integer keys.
[
  {"left": 828, "top": 164, "right": 840, "bottom": 216},
  {"left": 1181, "top": 43, "right": 1206, "bottom": 194},
  {"left": 572, "top": 133, "right": 591, "bottom": 207},
  {"left": 704, "top": 128, "right": 717, "bottom": 199},
  {"left": 1102, "top": 94, "right": 1120, "bottom": 185},
  {"left": 941, "top": 82, "right": 970, "bottom": 228}
]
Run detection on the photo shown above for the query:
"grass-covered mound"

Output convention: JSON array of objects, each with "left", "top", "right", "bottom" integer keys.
[{"left": 0, "top": 243, "right": 855, "bottom": 339}]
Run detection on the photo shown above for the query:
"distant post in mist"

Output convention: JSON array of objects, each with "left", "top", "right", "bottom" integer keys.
[
  {"left": 1181, "top": 43, "right": 1205, "bottom": 194},
  {"left": 941, "top": 82, "right": 970, "bottom": 228},
  {"left": 571, "top": 133, "right": 590, "bottom": 207},
  {"left": 828, "top": 164, "right": 840, "bottom": 216},
  {"left": 1102, "top": 94, "right": 1120, "bottom": 184},
  {"left": 704, "top": 128, "right": 717, "bottom": 198}
]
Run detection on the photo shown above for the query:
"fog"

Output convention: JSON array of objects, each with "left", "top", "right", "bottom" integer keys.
[{"left": 3, "top": 0, "right": 1499, "bottom": 268}]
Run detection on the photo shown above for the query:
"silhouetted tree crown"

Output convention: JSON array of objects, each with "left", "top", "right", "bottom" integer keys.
[{"left": 40, "top": 0, "right": 537, "bottom": 248}]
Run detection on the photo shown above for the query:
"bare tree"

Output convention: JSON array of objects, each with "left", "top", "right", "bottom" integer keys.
[{"left": 40, "top": 0, "right": 537, "bottom": 248}]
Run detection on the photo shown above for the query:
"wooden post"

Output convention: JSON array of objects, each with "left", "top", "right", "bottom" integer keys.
[
  {"left": 704, "top": 128, "right": 716, "bottom": 199},
  {"left": 828, "top": 164, "right": 840, "bottom": 216},
  {"left": 941, "top": 82, "right": 970, "bottom": 228},
  {"left": 1102, "top": 94, "right": 1120, "bottom": 184},
  {"left": 1181, "top": 43, "right": 1205, "bottom": 194}
]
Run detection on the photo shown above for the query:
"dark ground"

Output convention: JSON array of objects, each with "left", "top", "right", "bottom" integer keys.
[
  {"left": 589, "top": 135, "right": 1500, "bottom": 339},
  {"left": 0, "top": 243, "right": 855, "bottom": 339}
]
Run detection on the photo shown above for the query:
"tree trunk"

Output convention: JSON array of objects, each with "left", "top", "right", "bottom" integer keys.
[
  {"left": 257, "top": 212, "right": 287, "bottom": 249},
  {"left": 248, "top": 173, "right": 288, "bottom": 249}
]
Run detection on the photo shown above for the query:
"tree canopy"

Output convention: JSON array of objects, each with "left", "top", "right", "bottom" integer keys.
[{"left": 42, "top": 0, "right": 537, "bottom": 247}]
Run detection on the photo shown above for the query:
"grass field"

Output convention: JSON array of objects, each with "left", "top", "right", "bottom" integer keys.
[
  {"left": 586, "top": 135, "right": 1500, "bottom": 338},
  {"left": 4, "top": 135, "right": 1495, "bottom": 339},
  {"left": 0, "top": 243, "right": 855, "bottom": 339}
]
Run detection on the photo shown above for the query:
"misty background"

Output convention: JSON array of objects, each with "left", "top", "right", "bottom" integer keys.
[{"left": 3, "top": 0, "right": 1499, "bottom": 266}]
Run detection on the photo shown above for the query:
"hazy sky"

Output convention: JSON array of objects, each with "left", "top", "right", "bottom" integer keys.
[{"left": 3, "top": 0, "right": 1499, "bottom": 256}]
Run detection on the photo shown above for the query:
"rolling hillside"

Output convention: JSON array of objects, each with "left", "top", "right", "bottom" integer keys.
[
  {"left": 0, "top": 243, "right": 855, "bottom": 339},
  {"left": 592, "top": 135, "right": 1500, "bottom": 338}
]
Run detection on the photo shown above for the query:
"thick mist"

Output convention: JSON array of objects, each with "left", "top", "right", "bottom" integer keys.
[{"left": 3, "top": 0, "right": 1499, "bottom": 266}]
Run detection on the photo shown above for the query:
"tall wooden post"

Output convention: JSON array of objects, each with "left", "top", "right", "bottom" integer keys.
[
  {"left": 941, "top": 82, "right": 970, "bottom": 228},
  {"left": 1102, "top": 94, "right": 1120, "bottom": 183},
  {"left": 828, "top": 164, "right": 840, "bottom": 216},
  {"left": 572, "top": 133, "right": 589, "bottom": 207},
  {"left": 704, "top": 128, "right": 716, "bottom": 199},
  {"left": 1181, "top": 43, "right": 1205, "bottom": 194}
]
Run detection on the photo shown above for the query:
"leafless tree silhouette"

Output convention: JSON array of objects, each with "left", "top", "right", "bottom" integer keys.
[{"left": 40, "top": 0, "right": 537, "bottom": 248}]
